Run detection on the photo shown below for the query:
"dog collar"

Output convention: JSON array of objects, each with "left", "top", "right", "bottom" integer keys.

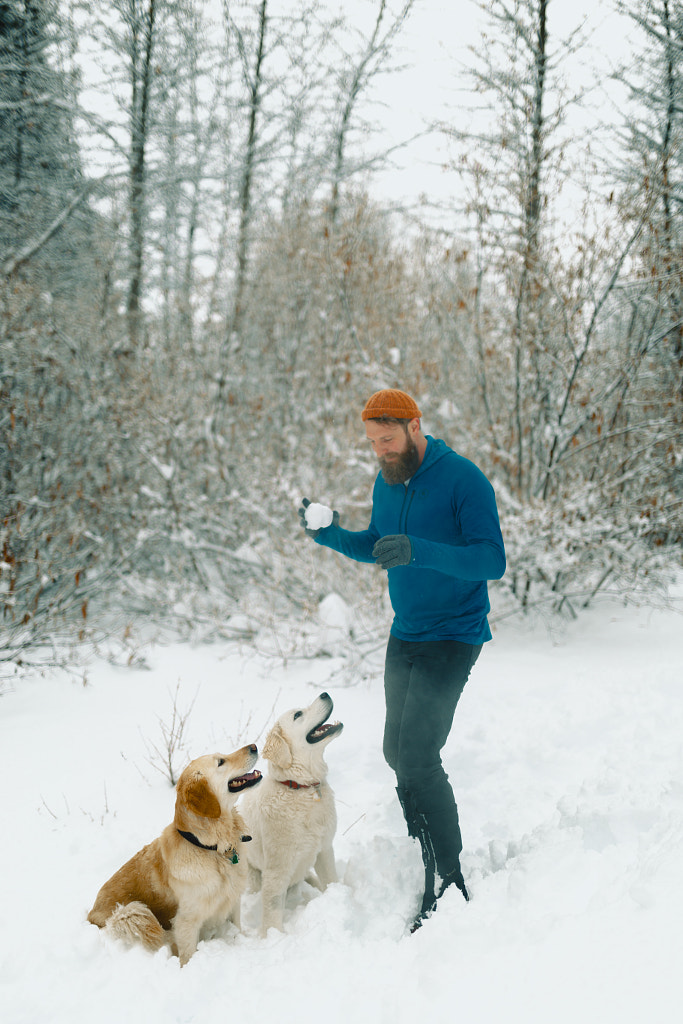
[
  {"left": 278, "top": 780, "right": 321, "bottom": 790},
  {"left": 177, "top": 829, "right": 247, "bottom": 864}
]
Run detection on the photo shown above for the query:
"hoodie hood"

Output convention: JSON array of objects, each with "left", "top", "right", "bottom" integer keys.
[{"left": 414, "top": 435, "right": 450, "bottom": 477}]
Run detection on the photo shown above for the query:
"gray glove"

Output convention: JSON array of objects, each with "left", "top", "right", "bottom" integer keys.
[
  {"left": 372, "top": 534, "right": 413, "bottom": 569},
  {"left": 298, "top": 497, "right": 340, "bottom": 539}
]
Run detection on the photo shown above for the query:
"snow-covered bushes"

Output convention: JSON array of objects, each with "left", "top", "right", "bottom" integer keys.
[
  {"left": 1, "top": 283, "right": 123, "bottom": 658},
  {"left": 2, "top": 194, "right": 681, "bottom": 665},
  {"left": 495, "top": 488, "right": 677, "bottom": 619}
]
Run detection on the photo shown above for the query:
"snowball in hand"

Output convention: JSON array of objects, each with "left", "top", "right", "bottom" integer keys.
[{"left": 305, "top": 502, "right": 334, "bottom": 530}]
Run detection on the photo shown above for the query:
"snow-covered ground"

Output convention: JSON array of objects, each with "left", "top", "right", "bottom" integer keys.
[{"left": 1, "top": 587, "right": 682, "bottom": 1024}]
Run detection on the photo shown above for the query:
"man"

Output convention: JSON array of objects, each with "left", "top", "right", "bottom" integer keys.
[{"left": 298, "top": 388, "right": 505, "bottom": 931}]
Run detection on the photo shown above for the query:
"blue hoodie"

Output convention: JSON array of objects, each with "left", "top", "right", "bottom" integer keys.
[{"left": 314, "top": 436, "right": 506, "bottom": 644}]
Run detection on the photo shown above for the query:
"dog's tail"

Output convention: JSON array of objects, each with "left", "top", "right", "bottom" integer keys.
[{"left": 106, "top": 901, "right": 168, "bottom": 952}]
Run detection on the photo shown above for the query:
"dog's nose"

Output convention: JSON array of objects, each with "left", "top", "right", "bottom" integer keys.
[
  {"left": 320, "top": 692, "right": 330, "bottom": 700},
  {"left": 248, "top": 744, "right": 257, "bottom": 754}
]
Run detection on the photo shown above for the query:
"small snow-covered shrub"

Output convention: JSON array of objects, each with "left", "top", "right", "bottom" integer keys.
[{"left": 496, "top": 487, "right": 677, "bottom": 618}]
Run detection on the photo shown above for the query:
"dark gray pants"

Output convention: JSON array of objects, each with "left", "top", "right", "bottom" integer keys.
[{"left": 383, "top": 634, "right": 482, "bottom": 881}]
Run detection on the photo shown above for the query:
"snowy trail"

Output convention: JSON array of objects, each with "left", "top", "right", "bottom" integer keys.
[{"left": 1, "top": 592, "right": 682, "bottom": 1024}]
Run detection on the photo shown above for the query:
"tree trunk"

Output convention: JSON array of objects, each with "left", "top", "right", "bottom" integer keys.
[
  {"left": 127, "top": 0, "right": 157, "bottom": 351},
  {"left": 216, "top": 0, "right": 268, "bottom": 409}
]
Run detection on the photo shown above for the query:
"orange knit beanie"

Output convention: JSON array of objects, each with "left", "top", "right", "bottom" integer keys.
[{"left": 361, "top": 388, "right": 423, "bottom": 422}]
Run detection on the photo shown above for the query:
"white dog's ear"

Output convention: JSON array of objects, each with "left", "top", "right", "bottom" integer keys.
[{"left": 263, "top": 723, "right": 292, "bottom": 770}]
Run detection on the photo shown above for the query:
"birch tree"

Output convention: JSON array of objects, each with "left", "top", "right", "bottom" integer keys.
[
  {"left": 450, "top": 0, "right": 564, "bottom": 501},
  {"left": 327, "top": 0, "right": 414, "bottom": 225},
  {"left": 122, "top": 0, "right": 159, "bottom": 349},
  {"left": 617, "top": 0, "right": 683, "bottom": 377},
  {"left": 441, "top": 0, "right": 681, "bottom": 612},
  {"left": 608, "top": 0, "right": 683, "bottom": 545}
]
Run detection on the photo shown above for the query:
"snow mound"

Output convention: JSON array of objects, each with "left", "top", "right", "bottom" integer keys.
[{"left": 318, "top": 592, "right": 352, "bottom": 635}]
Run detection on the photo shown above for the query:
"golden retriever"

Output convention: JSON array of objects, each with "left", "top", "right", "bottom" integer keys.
[
  {"left": 239, "top": 693, "right": 343, "bottom": 935},
  {"left": 87, "top": 746, "right": 262, "bottom": 964}
]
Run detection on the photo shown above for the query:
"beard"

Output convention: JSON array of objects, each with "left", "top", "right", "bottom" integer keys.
[{"left": 378, "top": 434, "right": 421, "bottom": 485}]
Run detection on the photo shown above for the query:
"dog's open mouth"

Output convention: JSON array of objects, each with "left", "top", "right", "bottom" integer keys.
[
  {"left": 307, "top": 719, "right": 343, "bottom": 744},
  {"left": 228, "top": 770, "right": 262, "bottom": 792}
]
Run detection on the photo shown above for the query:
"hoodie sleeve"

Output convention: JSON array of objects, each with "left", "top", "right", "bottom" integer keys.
[
  {"left": 407, "top": 463, "right": 506, "bottom": 582},
  {"left": 313, "top": 522, "right": 379, "bottom": 564}
]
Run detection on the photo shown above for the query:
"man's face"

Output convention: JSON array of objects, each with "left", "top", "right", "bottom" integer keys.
[{"left": 366, "top": 419, "right": 421, "bottom": 485}]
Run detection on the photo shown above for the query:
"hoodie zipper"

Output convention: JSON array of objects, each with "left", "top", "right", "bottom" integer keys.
[
  {"left": 394, "top": 435, "right": 438, "bottom": 533},
  {"left": 399, "top": 485, "right": 415, "bottom": 534}
]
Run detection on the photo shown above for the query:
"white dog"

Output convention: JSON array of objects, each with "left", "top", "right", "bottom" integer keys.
[
  {"left": 88, "top": 746, "right": 262, "bottom": 964},
  {"left": 239, "top": 692, "right": 343, "bottom": 935}
]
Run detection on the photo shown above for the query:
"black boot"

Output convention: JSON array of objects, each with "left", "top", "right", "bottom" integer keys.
[
  {"left": 396, "top": 787, "right": 437, "bottom": 931},
  {"left": 410, "top": 811, "right": 437, "bottom": 931},
  {"left": 409, "top": 823, "right": 469, "bottom": 931},
  {"left": 395, "top": 786, "right": 418, "bottom": 838},
  {"left": 437, "top": 866, "right": 469, "bottom": 904},
  {"left": 397, "top": 785, "right": 467, "bottom": 932},
  {"left": 409, "top": 789, "right": 469, "bottom": 931}
]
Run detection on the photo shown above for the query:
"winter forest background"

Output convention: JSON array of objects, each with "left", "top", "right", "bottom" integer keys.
[{"left": 1, "top": 0, "right": 682, "bottom": 671}]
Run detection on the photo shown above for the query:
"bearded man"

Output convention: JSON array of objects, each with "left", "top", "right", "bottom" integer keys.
[{"left": 299, "top": 388, "right": 506, "bottom": 931}]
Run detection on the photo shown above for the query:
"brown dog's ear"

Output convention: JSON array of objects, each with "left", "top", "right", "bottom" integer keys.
[
  {"left": 262, "top": 723, "right": 292, "bottom": 770},
  {"left": 178, "top": 773, "right": 221, "bottom": 819}
]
